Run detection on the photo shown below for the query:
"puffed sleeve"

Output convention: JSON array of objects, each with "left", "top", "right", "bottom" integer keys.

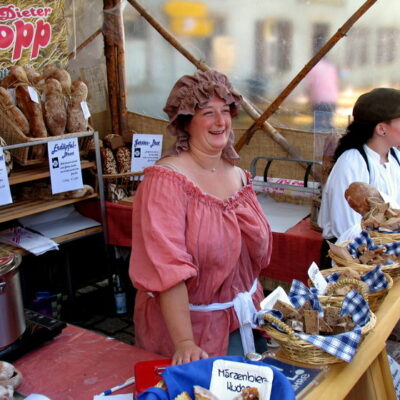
[{"left": 129, "top": 167, "right": 198, "bottom": 292}]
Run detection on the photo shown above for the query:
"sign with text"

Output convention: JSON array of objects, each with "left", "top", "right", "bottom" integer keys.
[
  {"left": 47, "top": 137, "right": 83, "bottom": 194},
  {"left": 131, "top": 133, "right": 163, "bottom": 172},
  {"left": 209, "top": 359, "right": 273, "bottom": 400},
  {"left": 0, "top": 148, "right": 12, "bottom": 206},
  {"left": 0, "top": 1, "right": 68, "bottom": 72}
]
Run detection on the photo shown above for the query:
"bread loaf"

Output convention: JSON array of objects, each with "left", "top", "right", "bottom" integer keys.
[
  {"left": 24, "top": 67, "right": 44, "bottom": 90},
  {"left": 0, "top": 137, "right": 13, "bottom": 176},
  {"left": 15, "top": 86, "right": 47, "bottom": 138},
  {"left": 66, "top": 80, "right": 88, "bottom": 133},
  {"left": 0, "top": 66, "right": 29, "bottom": 88},
  {"left": 115, "top": 146, "right": 131, "bottom": 173},
  {"left": 345, "top": 182, "right": 384, "bottom": 216},
  {"left": 44, "top": 67, "right": 71, "bottom": 95},
  {"left": 0, "top": 87, "right": 30, "bottom": 135},
  {"left": 101, "top": 147, "right": 117, "bottom": 174},
  {"left": 43, "top": 78, "right": 67, "bottom": 136}
]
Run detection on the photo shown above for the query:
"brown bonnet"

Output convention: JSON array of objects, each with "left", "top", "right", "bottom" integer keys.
[{"left": 162, "top": 69, "right": 242, "bottom": 163}]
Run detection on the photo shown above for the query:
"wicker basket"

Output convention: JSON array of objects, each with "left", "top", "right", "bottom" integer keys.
[
  {"left": 262, "top": 279, "right": 376, "bottom": 365},
  {"left": 328, "top": 242, "right": 400, "bottom": 280},
  {"left": 99, "top": 170, "right": 143, "bottom": 202},
  {"left": 308, "top": 266, "right": 393, "bottom": 312},
  {"left": 0, "top": 105, "right": 92, "bottom": 166},
  {"left": 364, "top": 228, "right": 400, "bottom": 245}
]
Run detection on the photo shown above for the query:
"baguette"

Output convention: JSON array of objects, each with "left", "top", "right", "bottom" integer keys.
[{"left": 0, "top": 87, "right": 30, "bottom": 135}]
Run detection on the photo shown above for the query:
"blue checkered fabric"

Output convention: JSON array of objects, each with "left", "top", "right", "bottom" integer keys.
[
  {"left": 288, "top": 280, "right": 323, "bottom": 316},
  {"left": 347, "top": 230, "right": 400, "bottom": 264},
  {"left": 262, "top": 284, "right": 371, "bottom": 362},
  {"left": 325, "top": 265, "right": 389, "bottom": 294}
]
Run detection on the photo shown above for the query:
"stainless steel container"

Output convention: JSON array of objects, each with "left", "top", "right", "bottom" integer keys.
[{"left": 0, "top": 250, "right": 25, "bottom": 349}]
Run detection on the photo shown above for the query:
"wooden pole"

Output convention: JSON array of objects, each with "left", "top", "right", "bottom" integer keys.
[
  {"left": 237, "top": 0, "right": 378, "bottom": 151},
  {"left": 113, "top": 0, "right": 128, "bottom": 137},
  {"left": 103, "top": 0, "right": 120, "bottom": 135},
  {"left": 126, "top": 0, "right": 298, "bottom": 158},
  {"left": 68, "top": 28, "right": 102, "bottom": 60}
]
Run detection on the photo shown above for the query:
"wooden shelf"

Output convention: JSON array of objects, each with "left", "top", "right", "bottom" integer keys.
[
  {"left": 8, "top": 160, "right": 96, "bottom": 185},
  {"left": 0, "top": 225, "right": 103, "bottom": 255},
  {"left": 0, "top": 193, "right": 99, "bottom": 223}
]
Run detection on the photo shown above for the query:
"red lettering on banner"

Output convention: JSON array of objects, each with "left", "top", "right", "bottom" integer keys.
[
  {"left": 0, "top": 25, "right": 13, "bottom": 49},
  {"left": 31, "top": 19, "right": 51, "bottom": 59},
  {"left": 0, "top": 4, "right": 53, "bottom": 61},
  {"left": 13, "top": 20, "right": 34, "bottom": 60}
]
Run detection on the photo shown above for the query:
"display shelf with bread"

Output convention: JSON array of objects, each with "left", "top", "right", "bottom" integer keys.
[
  {"left": 0, "top": 65, "right": 92, "bottom": 166},
  {"left": 0, "top": 131, "right": 107, "bottom": 246}
]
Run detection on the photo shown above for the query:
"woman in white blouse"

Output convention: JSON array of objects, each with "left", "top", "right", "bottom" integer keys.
[{"left": 318, "top": 88, "right": 400, "bottom": 249}]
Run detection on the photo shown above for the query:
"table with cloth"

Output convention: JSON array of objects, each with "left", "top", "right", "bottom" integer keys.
[{"left": 76, "top": 200, "right": 323, "bottom": 285}]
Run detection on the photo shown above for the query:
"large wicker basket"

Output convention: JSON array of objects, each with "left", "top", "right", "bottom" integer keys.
[
  {"left": 328, "top": 242, "right": 400, "bottom": 280},
  {"left": 262, "top": 279, "right": 376, "bottom": 365},
  {"left": 364, "top": 228, "right": 400, "bottom": 245},
  {"left": 0, "top": 105, "right": 92, "bottom": 166},
  {"left": 308, "top": 266, "right": 393, "bottom": 312}
]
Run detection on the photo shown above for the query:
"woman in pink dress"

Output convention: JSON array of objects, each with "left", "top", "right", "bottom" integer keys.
[{"left": 129, "top": 70, "right": 272, "bottom": 365}]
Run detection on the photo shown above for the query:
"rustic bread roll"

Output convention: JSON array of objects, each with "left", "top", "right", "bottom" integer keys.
[
  {"left": 345, "top": 182, "right": 384, "bottom": 216},
  {"left": 115, "top": 146, "right": 131, "bottom": 173},
  {"left": 44, "top": 68, "right": 72, "bottom": 95},
  {"left": 0, "top": 87, "right": 30, "bottom": 135},
  {"left": 0, "top": 66, "right": 29, "bottom": 88},
  {"left": 16, "top": 86, "right": 47, "bottom": 138},
  {"left": 43, "top": 78, "right": 67, "bottom": 136},
  {"left": 101, "top": 147, "right": 118, "bottom": 174},
  {"left": 0, "top": 363, "right": 14, "bottom": 380},
  {"left": 66, "top": 80, "right": 89, "bottom": 133}
]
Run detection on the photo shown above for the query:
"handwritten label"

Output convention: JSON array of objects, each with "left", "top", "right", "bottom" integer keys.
[
  {"left": 80, "top": 101, "right": 91, "bottom": 119},
  {"left": 47, "top": 137, "right": 83, "bottom": 194},
  {"left": 28, "top": 86, "right": 39, "bottom": 103},
  {"left": 308, "top": 262, "right": 328, "bottom": 294},
  {"left": 131, "top": 133, "right": 163, "bottom": 172},
  {"left": 0, "top": 148, "right": 12, "bottom": 206},
  {"left": 209, "top": 360, "right": 273, "bottom": 400}
]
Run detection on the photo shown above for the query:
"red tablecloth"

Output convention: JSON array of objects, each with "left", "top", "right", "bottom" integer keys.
[
  {"left": 77, "top": 200, "right": 323, "bottom": 284},
  {"left": 14, "top": 324, "right": 164, "bottom": 400}
]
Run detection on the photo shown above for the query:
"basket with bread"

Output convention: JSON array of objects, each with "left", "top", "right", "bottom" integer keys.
[
  {"left": 260, "top": 279, "right": 376, "bottom": 365},
  {"left": 328, "top": 182, "right": 400, "bottom": 279},
  {"left": 0, "top": 65, "right": 92, "bottom": 166},
  {"left": 308, "top": 265, "right": 392, "bottom": 312}
]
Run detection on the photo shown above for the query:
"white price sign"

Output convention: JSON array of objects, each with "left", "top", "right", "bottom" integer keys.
[
  {"left": 0, "top": 148, "right": 12, "bottom": 206},
  {"left": 131, "top": 133, "right": 163, "bottom": 172},
  {"left": 47, "top": 137, "right": 83, "bottom": 194},
  {"left": 209, "top": 360, "right": 273, "bottom": 400}
]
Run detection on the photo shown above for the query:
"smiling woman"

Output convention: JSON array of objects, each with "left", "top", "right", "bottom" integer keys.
[{"left": 129, "top": 69, "right": 273, "bottom": 366}]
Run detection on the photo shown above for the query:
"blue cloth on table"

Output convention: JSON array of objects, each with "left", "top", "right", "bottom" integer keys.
[
  {"left": 136, "top": 356, "right": 295, "bottom": 400},
  {"left": 262, "top": 282, "right": 371, "bottom": 362},
  {"left": 325, "top": 265, "right": 389, "bottom": 294},
  {"left": 347, "top": 230, "right": 400, "bottom": 265}
]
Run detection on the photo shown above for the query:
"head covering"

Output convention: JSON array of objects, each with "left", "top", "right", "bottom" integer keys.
[
  {"left": 162, "top": 69, "right": 243, "bottom": 163},
  {"left": 353, "top": 88, "right": 400, "bottom": 124}
]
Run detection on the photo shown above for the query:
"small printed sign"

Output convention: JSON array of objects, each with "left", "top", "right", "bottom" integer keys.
[
  {"left": 209, "top": 359, "right": 273, "bottom": 400},
  {"left": 80, "top": 101, "right": 91, "bottom": 119},
  {"left": 131, "top": 133, "right": 163, "bottom": 172},
  {"left": 47, "top": 137, "right": 83, "bottom": 194},
  {"left": 308, "top": 262, "right": 328, "bottom": 294},
  {"left": 28, "top": 86, "right": 39, "bottom": 103},
  {"left": 0, "top": 148, "right": 12, "bottom": 206}
]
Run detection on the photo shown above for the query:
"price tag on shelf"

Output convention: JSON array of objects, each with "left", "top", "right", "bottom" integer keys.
[
  {"left": 0, "top": 148, "right": 12, "bottom": 206},
  {"left": 48, "top": 137, "right": 83, "bottom": 194}
]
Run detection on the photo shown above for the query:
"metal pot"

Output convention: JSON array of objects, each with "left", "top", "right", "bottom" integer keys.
[{"left": 0, "top": 250, "right": 25, "bottom": 349}]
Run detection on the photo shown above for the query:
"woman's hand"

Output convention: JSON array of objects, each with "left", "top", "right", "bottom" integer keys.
[{"left": 172, "top": 339, "right": 209, "bottom": 365}]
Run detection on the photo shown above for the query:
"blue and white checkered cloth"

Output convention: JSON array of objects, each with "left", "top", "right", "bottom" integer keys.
[
  {"left": 261, "top": 281, "right": 371, "bottom": 362},
  {"left": 325, "top": 264, "right": 389, "bottom": 294},
  {"left": 347, "top": 230, "right": 400, "bottom": 265}
]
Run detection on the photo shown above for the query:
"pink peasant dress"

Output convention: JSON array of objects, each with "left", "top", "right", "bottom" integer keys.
[{"left": 129, "top": 166, "right": 272, "bottom": 357}]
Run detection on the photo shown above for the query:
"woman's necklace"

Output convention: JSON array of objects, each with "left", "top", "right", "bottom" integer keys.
[{"left": 189, "top": 151, "right": 221, "bottom": 173}]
